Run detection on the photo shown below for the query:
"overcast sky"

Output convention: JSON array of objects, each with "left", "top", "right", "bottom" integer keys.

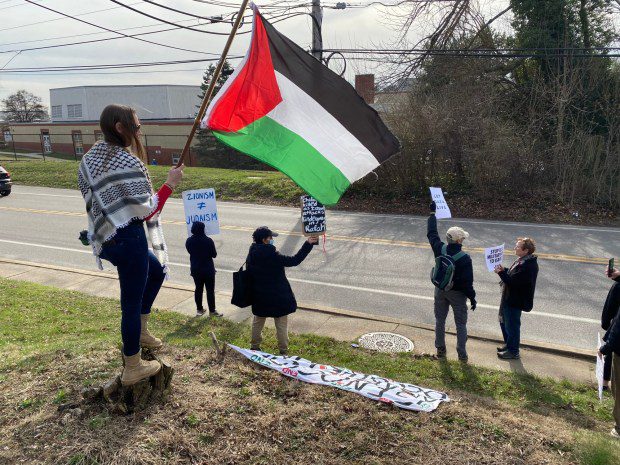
[{"left": 0, "top": 0, "right": 513, "bottom": 107}]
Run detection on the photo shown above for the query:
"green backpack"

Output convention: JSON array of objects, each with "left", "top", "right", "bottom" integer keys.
[{"left": 430, "top": 244, "right": 466, "bottom": 291}]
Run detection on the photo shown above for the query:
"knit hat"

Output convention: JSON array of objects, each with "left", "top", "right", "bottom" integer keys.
[{"left": 446, "top": 226, "right": 469, "bottom": 243}]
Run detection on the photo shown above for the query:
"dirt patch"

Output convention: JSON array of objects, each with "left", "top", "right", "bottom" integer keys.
[{"left": 0, "top": 347, "right": 597, "bottom": 465}]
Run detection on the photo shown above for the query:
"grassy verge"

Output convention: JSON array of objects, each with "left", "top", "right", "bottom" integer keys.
[
  {"left": 1, "top": 278, "right": 619, "bottom": 464},
  {"left": 2, "top": 160, "right": 304, "bottom": 204}
]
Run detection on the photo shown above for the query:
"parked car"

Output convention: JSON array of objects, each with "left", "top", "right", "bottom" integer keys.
[{"left": 0, "top": 166, "right": 12, "bottom": 196}]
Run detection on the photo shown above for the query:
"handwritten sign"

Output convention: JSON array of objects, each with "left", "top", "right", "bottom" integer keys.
[
  {"left": 484, "top": 244, "right": 505, "bottom": 272},
  {"left": 229, "top": 344, "right": 450, "bottom": 412},
  {"left": 301, "top": 195, "right": 326, "bottom": 236},
  {"left": 182, "top": 188, "right": 220, "bottom": 236},
  {"left": 429, "top": 187, "right": 451, "bottom": 219},
  {"left": 596, "top": 333, "right": 605, "bottom": 402}
]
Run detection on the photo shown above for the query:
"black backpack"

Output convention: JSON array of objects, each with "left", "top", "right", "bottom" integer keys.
[
  {"left": 231, "top": 262, "right": 253, "bottom": 308},
  {"left": 431, "top": 244, "right": 466, "bottom": 291}
]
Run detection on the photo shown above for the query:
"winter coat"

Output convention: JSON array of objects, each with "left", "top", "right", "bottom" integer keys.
[
  {"left": 601, "top": 277, "right": 620, "bottom": 356},
  {"left": 499, "top": 255, "right": 539, "bottom": 311},
  {"left": 427, "top": 215, "right": 476, "bottom": 300},
  {"left": 185, "top": 223, "right": 217, "bottom": 277},
  {"left": 246, "top": 241, "right": 314, "bottom": 318}
]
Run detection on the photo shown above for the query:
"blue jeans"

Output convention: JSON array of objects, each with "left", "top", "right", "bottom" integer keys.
[
  {"left": 99, "top": 222, "right": 165, "bottom": 356},
  {"left": 500, "top": 304, "right": 522, "bottom": 355}
]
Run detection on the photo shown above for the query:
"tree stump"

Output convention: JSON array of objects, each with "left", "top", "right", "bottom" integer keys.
[{"left": 81, "top": 349, "right": 174, "bottom": 414}]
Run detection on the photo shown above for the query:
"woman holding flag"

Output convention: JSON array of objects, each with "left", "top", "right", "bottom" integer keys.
[{"left": 78, "top": 104, "right": 184, "bottom": 386}]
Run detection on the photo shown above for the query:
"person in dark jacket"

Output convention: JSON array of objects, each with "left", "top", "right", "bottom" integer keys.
[
  {"left": 185, "top": 221, "right": 221, "bottom": 317},
  {"left": 246, "top": 226, "right": 318, "bottom": 355},
  {"left": 494, "top": 238, "right": 539, "bottom": 360},
  {"left": 599, "top": 265, "right": 620, "bottom": 439},
  {"left": 427, "top": 201, "right": 476, "bottom": 361},
  {"left": 602, "top": 269, "right": 620, "bottom": 391}
]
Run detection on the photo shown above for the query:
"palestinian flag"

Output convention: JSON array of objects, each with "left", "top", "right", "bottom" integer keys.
[{"left": 201, "top": 5, "right": 400, "bottom": 205}]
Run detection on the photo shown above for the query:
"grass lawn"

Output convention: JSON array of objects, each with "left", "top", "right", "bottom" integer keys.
[
  {"left": 2, "top": 160, "right": 304, "bottom": 205},
  {"left": 1, "top": 278, "right": 619, "bottom": 464}
]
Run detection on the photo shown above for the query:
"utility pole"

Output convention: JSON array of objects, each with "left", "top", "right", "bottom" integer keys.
[{"left": 311, "top": 0, "right": 323, "bottom": 61}]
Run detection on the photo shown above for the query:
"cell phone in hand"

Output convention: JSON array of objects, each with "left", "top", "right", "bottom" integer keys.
[{"left": 609, "top": 258, "right": 615, "bottom": 277}]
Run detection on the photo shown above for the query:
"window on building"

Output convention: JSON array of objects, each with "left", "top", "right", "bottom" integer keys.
[
  {"left": 94, "top": 130, "right": 104, "bottom": 142},
  {"left": 51, "top": 105, "right": 62, "bottom": 119},
  {"left": 67, "top": 104, "right": 82, "bottom": 118},
  {"left": 72, "top": 131, "right": 84, "bottom": 156}
]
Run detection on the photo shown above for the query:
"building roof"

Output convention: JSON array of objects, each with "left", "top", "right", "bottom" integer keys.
[{"left": 50, "top": 85, "right": 200, "bottom": 91}]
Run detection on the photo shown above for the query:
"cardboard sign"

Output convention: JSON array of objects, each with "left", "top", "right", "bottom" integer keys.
[
  {"left": 230, "top": 344, "right": 450, "bottom": 412},
  {"left": 429, "top": 187, "right": 451, "bottom": 219},
  {"left": 182, "top": 188, "right": 220, "bottom": 236},
  {"left": 484, "top": 244, "right": 505, "bottom": 272},
  {"left": 301, "top": 195, "right": 326, "bottom": 236},
  {"left": 596, "top": 333, "right": 605, "bottom": 402}
]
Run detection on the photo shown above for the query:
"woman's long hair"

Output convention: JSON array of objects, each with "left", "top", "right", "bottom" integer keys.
[{"left": 99, "top": 104, "right": 147, "bottom": 161}]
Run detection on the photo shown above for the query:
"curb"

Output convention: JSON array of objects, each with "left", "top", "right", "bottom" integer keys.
[{"left": 0, "top": 257, "right": 596, "bottom": 362}]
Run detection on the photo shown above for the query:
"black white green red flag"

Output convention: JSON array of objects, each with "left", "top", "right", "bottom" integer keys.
[{"left": 200, "top": 4, "right": 401, "bottom": 205}]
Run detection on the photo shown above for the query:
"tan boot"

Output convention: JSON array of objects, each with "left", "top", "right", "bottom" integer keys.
[
  {"left": 121, "top": 351, "right": 161, "bottom": 386},
  {"left": 140, "top": 314, "right": 163, "bottom": 349}
]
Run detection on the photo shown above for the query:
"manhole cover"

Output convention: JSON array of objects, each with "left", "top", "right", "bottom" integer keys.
[{"left": 358, "top": 332, "right": 414, "bottom": 353}]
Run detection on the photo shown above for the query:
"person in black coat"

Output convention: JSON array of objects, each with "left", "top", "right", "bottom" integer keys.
[
  {"left": 185, "top": 221, "right": 221, "bottom": 317},
  {"left": 602, "top": 270, "right": 620, "bottom": 390},
  {"left": 599, "top": 266, "right": 620, "bottom": 439},
  {"left": 494, "top": 238, "right": 539, "bottom": 360},
  {"left": 246, "top": 226, "right": 318, "bottom": 355}
]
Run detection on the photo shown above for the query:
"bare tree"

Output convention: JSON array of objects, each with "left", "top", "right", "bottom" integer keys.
[{"left": 1, "top": 90, "right": 48, "bottom": 122}]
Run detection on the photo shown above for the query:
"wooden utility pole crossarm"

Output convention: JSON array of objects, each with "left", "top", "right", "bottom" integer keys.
[{"left": 176, "top": 0, "right": 251, "bottom": 168}]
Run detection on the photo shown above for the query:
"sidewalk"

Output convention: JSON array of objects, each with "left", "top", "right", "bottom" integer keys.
[{"left": 0, "top": 257, "right": 597, "bottom": 385}]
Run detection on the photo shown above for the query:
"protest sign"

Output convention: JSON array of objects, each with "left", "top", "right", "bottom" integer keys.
[
  {"left": 230, "top": 344, "right": 450, "bottom": 412},
  {"left": 596, "top": 333, "right": 605, "bottom": 402},
  {"left": 484, "top": 244, "right": 505, "bottom": 272},
  {"left": 429, "top": 187, "right": 451, "bottom": 219},
  {"left": 182, "top": 188, "right": 220, "bottom": 236},
  {"left": 301, "top": 195, "right": 326, "bottom": 236}
]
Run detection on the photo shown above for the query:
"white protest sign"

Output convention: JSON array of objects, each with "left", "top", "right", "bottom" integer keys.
[
  {"left": 229, "top": 344, "right": 450, "bottom": 412},
  {"left": 484, "top": 244, "right": 505, "bottom": 272},
  {"left": 182, "top": 188, "right": 220, "bottom": 236},
  {"left": 429, "top": 187, "right": 451, "bottom": 219},
  {"left": 596, "top": 333, "right": 605, "bottom": 402}
]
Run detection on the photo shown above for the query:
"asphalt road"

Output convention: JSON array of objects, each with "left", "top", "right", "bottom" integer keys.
[{"left": 1, "top": 185, "right": 618, "bottom": 350}]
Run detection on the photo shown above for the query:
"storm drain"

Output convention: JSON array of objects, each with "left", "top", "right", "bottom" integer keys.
[{"left": 358, "top": 332, "right": 414, "bottom": 353}]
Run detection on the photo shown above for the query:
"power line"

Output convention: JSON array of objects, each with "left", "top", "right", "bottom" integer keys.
[
  {"left": 0, "top": 2, "right": 145, "bottom": 32},
  {"left": 21, "top": 0, "right": 227, "bottom": 55},
  {"left": 139, "top": 0, "right": 231, "bottom": 22},
  {"left": 326, "top": 48, "right": 620, "bottom": 58}
]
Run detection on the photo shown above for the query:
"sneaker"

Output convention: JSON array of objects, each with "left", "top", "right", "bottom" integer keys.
[
  {"left": 497, "top": 350, "right": 520, "bottom": 360},
  {"left": 458, "top": 354, "right": 468, "bottom": 362},
  {"left": 436, "top": 347, "right": 447, "bottom": 359},
  {"left": 209, "top": 310, "right": 223, "bottom": 317},
  {"left": 196, "top": 308, "right": 206, "bottom": 317},
  {"left": 497, "top": 345, "right": 508, "bottom": 352},
  {"left": 279, "top": 350, "right": 288, "bottom": 356},
  {"left": 611, "top": 428, "right": 620, "bottom": 439}
]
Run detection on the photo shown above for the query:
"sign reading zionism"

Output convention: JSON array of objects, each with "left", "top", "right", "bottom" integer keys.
[
  {"left": 230, "top": 345, "right": 449, "bottom": 412},
  {"left": 201, "top": 5, "right": 401, "bottom": 206}
]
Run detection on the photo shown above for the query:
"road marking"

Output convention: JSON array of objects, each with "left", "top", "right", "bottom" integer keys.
[
  {"left": 10, "top": 189, "right": 620, "bottom": 233},
  {"left": 0, "top": 206, "right": 609, "bottom": 265},
  {"left": 0, "top": 238, "right": 601, "bottom": 325}
]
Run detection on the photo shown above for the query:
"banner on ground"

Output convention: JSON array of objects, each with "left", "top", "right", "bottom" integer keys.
[
  {"left": 229, "top": 344, "right": 450, "bottom": 412},
  {"left": 182, "top": 188, "right": 220, "bottom": 236},
  {"left": 484, "top": 244, "right": 505, "bottom": 272},
  {"left": 429, "top": 187, "right": 451, "bottom": 219}
]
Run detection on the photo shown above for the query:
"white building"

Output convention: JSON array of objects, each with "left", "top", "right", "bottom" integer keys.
[{"left": 49, "top": 85, "right": 201, "bottom": 122}]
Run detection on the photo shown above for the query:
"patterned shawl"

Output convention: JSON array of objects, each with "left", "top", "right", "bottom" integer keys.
[{"left": 78, "top": 141, "right": 169, "bottom": 276}]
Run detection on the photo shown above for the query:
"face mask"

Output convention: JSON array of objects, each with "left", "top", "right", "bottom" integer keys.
[{"left": 269, "top": 239, "right": 275, "bottom": 246}]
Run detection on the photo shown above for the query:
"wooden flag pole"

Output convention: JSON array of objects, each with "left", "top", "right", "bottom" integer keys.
[{"left": 175, "top": 0, "right": 251, "bottom": 168}]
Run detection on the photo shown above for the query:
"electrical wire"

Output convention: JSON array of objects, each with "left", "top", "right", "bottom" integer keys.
[
  {"left": 21, "top": 0, "right": 229, "bottom": 55},
  {"left": 139, "top": 0, "right": 231, "bottom": 23}
]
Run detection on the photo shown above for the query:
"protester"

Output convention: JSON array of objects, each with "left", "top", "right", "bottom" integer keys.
[
  {"left": 493, "top": 238, "right": 539, "bottom": 360},
  {"left": 427, "top": 201, "right": 476, "bottom": 361},
  {"left": 602, "top": 267, "right": 620, "bottom": 390},
  {"left": 600, "top": 265, "right": 620, "bottom": 439},
  {"left": 185, "top": 221, "right": 221, "bottom": 317},
  {"left": 246, "top": 226, "right": 318, "bottom": 355},
  {"left": 78, "top": 104, "right": 184, "bottom": 386}
]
